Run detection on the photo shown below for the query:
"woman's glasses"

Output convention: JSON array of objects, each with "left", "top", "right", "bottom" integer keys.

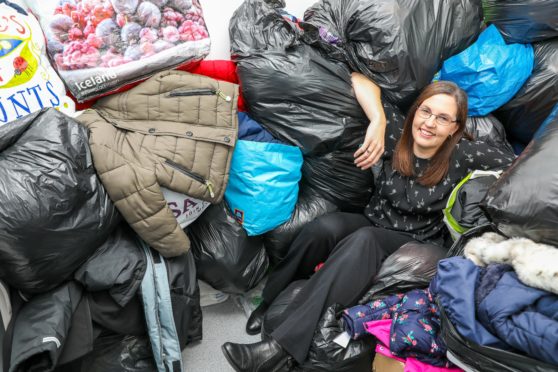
[{"left": 417, "top": 106, "right": 457, "bottom": 126}]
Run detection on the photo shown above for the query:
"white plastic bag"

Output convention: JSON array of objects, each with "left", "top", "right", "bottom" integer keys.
[
  {"left": 0, "top": 0, "right": 74, "bottom": 125},
  {"left": 161, "top": 187, "right": 210, "bottom": 228}
]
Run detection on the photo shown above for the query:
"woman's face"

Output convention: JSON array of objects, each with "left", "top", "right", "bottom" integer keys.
[{"left": 411, "top": 94, "right": 459, "bottom": 159}]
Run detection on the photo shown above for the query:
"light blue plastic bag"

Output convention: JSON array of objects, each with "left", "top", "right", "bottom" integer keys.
[
  {"left": 225, "top": 140, "right": 303, "bottom": 236},
  {"left": 439, "top": 25, "right": 534, "bottom": 116}
]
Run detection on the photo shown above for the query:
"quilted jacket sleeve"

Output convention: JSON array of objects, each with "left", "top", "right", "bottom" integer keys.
[{"left": 477, "top": 272, "right": 558, "bottom": 366}]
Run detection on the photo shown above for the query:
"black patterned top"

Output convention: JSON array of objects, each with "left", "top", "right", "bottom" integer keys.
[{"left": 364, "top": 110, "right": 515, "bottom": 246}]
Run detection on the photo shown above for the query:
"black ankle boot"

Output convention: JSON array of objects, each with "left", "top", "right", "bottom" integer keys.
[
  {"left": 246, "top": 302, "right": 269, "bottom": 335},
  {"left": 222, "top": 338, "right": 293, "bottom": 372}
]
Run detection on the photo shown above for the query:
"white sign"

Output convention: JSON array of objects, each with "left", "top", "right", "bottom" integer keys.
[{"left": 162, "top": 187, "right": 210, "bottom": 228}]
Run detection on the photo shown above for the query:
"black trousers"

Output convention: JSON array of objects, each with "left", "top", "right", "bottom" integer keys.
[{"left": 265, "top": 212, "right": 442, "bottom": 363}]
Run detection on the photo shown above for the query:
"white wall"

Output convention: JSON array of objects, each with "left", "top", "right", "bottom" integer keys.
[{"left": 199, "top": 0, "right": 318, "bottom": 60}]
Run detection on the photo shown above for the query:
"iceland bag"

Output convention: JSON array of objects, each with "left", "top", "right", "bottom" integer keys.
[{"left": 28, "top": 0, "right": 210, "bottom": 101}]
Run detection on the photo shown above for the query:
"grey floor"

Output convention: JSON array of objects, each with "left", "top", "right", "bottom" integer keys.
[{"left": 182, "top": 299, "right": 259, "bottom": 371}]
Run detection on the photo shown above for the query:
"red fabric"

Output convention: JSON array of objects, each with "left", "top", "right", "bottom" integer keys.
[
  {"left": 314, "top": 262, "right": 325, "bottom": 272},
  {"left": 181, "top": 60, "right": 246, "bottom": 112},
  {"left": 183, "top": 60, "right": 239, "bottom": 83}
]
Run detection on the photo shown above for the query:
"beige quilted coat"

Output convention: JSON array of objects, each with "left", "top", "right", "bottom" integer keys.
[{"left": 78, "top": 70, "right": 239, "bottom": 256}]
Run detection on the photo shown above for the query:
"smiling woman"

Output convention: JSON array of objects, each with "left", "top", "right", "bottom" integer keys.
[
  {"left": 222, "top": 75, "right": 516, "bottom": 372},
  {"left": 394, "top": 81, "right": 471, "bottom": 186}
]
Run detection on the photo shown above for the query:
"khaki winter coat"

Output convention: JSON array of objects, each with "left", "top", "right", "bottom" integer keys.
[{"left": 79, "top": 71, "right": 239, "bottom": 257}]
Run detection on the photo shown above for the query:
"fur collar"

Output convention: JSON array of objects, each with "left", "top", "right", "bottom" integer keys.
[{"left": 464, "top": 232, "right": 558, "bottom": 295}]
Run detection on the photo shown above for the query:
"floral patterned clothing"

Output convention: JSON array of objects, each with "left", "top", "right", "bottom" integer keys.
[{"left": 343, "top": 289, "right": 450, "bottom": 367}]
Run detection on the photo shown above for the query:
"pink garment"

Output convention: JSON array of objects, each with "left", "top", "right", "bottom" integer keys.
[
  {"left": 365, "top": 319, "right": 393, "bottom": 347},
  {"left": 365, "top": 320, "right": 462, "bottom": 372}
]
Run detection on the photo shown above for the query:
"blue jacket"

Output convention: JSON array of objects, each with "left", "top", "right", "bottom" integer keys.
[
  {"left": 238, "top": 112, "right": 283, "bottom": 143},
  {"left": 432, "top": 257, "right": 558, "bottom": 366},
  {"left": 430, "top": 257, "right": 509, "bottom": 349},
  {"left": 477, "top": 269, "right": 558, "bottom": 365}
]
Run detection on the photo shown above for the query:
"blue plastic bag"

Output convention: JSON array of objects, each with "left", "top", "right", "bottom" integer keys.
[
  {"left": 225, "top": 140, "right": 303, "bottom": 236},
  {"left": 439, "top": 25, "right": 534, "bottom": 116}
]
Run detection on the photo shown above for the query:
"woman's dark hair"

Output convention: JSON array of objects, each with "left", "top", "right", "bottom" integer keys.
[{"left": 393, "top": 81, "right": 472, "bottom": 187}]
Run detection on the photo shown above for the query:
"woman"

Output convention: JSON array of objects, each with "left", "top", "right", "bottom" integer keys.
[{"left": 222, "top": 75, "right": 514, "bottom": 372}]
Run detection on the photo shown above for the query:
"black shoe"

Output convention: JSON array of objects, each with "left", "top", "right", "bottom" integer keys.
[
  {"left": 222, "top": 338, "right": 292, "bottom": 372},
  {"left": 246, "top": 302, "right": 269, "bottom": 335}
]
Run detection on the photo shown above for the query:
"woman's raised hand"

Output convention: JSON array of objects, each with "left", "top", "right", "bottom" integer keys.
[
  {"left": 351, "top": 72, "right": 386, "bottom": 170},
  {"left": 354, "top": 119, "right": 385, "bottom": 169}
]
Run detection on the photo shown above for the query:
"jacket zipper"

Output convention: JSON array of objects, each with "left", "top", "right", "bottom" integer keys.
[
  {"left": 167, "top": 88, "right": 232, "bottom": 102},
  {"left": 165, "top": 159, "right": 215, "bottom": 198}
]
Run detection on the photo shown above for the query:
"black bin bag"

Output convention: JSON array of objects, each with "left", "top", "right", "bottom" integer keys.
[
  {"left": 359, "top": 242, "right": 447, "bottom": 305},
  {"left": 0, "top": 109, "right": 119, "bottom": 294},
  {"left": 301, "top": 101, "right": 405, "bottom": 212},
  {"left": 303, "top": 0, "right": 483, "bottom": 108},
  {"left": 300, "top": 118, "right": 372, "bottom": 212},
  {"left": 495, "top": 39, "right": 558, "bottom": 146},
  {"left": 235, "top": 44, "right": 366, "bottom": 155},
  {"left": 482, "top": 111, "right": 558, "bottom": 247},
  {"left": 230, "top": 0, "right": 368, "bottom": 155},
  {"left": 466, "top": 115, "right": 513, "bottom": 154},
  {"left": 56, "top": 333, "right": 157, "bottom": 372},
  {"left": 448, "top": 176, "right": 496, "bottom": 231},
  {"left": 263, "top": 187, "right": 338, "bottom": 265},
  {"left": 299, "top": 304, "right": 375, "bottom": 372},
  {"left": 165, "top": 250, "right": 203, "bottom": 347},
  {"left": 262, "top": 285, "right": 374, "bottom": 371},
  {"left": 444, "top": 171, "right": 503, "bottom": 242},
  {"left": 229, "top": 0, "right": 301, "bottom": 58},
  {"left": 482, "top": 0, "right": 558, "bottom": 43},
  {"left": 187, "top": 203, "right": 269, "bottom": 294}
]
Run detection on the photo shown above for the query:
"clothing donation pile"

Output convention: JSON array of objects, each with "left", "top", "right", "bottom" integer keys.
[{"left": 0, "top": 0, "right": 557, "bottom": 371}]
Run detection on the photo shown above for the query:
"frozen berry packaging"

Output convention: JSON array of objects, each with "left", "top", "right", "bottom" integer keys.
[{"left": 28, "top": 0, "right": 211, "bottom": 102}]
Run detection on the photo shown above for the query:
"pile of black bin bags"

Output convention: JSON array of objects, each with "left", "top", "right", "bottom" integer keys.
[
  {"left": 0, "top": 109, "right": 202, "bottom": 372},
  {"left": 1, "top": 0, "right": 558, "bottom": 371},
  {"left": 227, "top": 0, "right": 558, "bottom": 371}
]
